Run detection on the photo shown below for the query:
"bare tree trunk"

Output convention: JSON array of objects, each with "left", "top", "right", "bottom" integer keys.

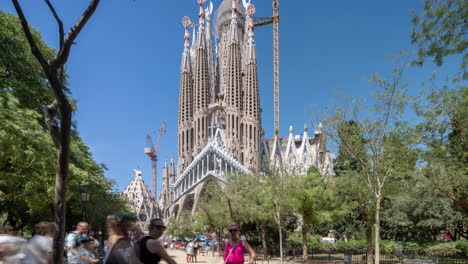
[
  {"left": 374, "top": 195, "right": 381, "bottom": 264},
  {"left": 261, "top": 224, "right": 268, "bottom": 260},
  {"left": 365, "top": 215, "right": 373, "bottom": 264},
  {"left": 302, "top": 223, "right": 308, "bottom": 262},
  {"left": 277, "top": 210, "right": 284, "bottom": 264},
  {"left": 11, "top": 1, "right": 100, "bottom": 263},
  {"left": 52, "top": 103, "right": 72, "bottom": 264}
]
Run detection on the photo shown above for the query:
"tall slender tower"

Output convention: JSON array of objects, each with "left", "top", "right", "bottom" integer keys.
[
  {"left": 241, "top": 3, "right": 261, "bottom": 172},
  {"left": 223, "top": 0, "right": 243, "bottom": 160},
  {"left": 192, "top": 0, "right": 211, "bottom": 157},
  {"left": 178, "top": 17, "right": 194, "bottom": 173}
]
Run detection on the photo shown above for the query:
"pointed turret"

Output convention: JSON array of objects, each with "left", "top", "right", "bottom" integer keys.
[
  {"left": 241, "top": 3, "right": 261, "bottom": 172},
  {"left": 192, "top": 0, "right": 211, "bottom": 157},
  {"left": 205, "top": 2, "right": 216, "bottom": 103},
  {"left": 123, "top": 170, "right": 157, "bottom": 231},
  {"left": 223, "top": 0, "right": 243, "bottom": 160},
  {"left": 168, "top": 154, "right": 176, "bottom": 203},
  {"left": 178, "top": 17, "right": 195, "bottom": 173}
]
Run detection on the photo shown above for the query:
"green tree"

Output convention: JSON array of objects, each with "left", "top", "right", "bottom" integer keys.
[
  {"left": 415, "top": 83, "right": 468, "bottom": 218},
  {"left": 323, "top": 54, "right": 415, "bottom": 263},
  {"left": 10, "top": 1, "right": 101, "bottom": 262},
  {"left": 0, "top": 92, "right": 56, "bottom": 230},
  {"left": 257, "top": 171, "right": 292, "bottom": 264},
  {"left": 224, "top": 173, "right": 275, "bottom": 258},
  {"left": 289, "top": 167, "right": 336, "bottom": 261},
  {"left": 411, "top": 0, "right": 467, "bottom": 74},
  {"left": 0, "top": 8, "right": 126, "bottom": 242}
]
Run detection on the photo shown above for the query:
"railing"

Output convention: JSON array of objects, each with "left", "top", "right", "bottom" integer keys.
[{"left": 279, "top": 250, "right": 468, "bottom": 264}]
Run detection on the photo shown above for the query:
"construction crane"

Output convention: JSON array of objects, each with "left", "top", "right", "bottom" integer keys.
[
  {"left": 251, "top": 0, "right": 280, "bottom": 137},
  {"left": 144, "top": 122, "right": 166, "bottom": 200}
]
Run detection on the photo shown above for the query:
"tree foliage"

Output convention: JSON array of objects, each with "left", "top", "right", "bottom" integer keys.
[
  {"left": 0, "top": 9, "right": 126, "bottom": 236},
  {"left": 415, "top": 81, "right": 468, "bottom": 218},
  {"left": 289, "top": 167, "right": 337, "bottom": 260},
  {"left": 411, "top": 0, "right": 467, "bottom": 74}
]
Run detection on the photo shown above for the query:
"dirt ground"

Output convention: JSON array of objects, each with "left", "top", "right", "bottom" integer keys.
[{"left": 161, "top": 248, "right": 298, "bottom": 264}]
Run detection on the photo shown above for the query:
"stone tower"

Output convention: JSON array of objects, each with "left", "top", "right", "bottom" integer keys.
[
  {"left": 178, "top": 17, "right": 194, "bottom": 173},
  {"left": 241, "top": 4, "right": 261, "bottom": 171},
  {"left": 177, "top": 0, "right": 262, "bottom": 173},
  {"left": 223, "top": 0, "right": 243, "bottom": 161},
  {"left": 192, "top": 0, "right": 211, "bottom": 157}
]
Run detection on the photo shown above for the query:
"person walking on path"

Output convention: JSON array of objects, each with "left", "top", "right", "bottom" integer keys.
[
  {"left": 105, "top": 213, "right": 141, "bottom": 264},
  {"left": 66, "top": 222, "right": 89, "bottom": 264},
  {"left": 223, "top": 224, "right": 256, "bottom": 264},
  {"left": 185, "top": 239, "right": 194, "bottom": 262},
  {"left": 193, "top": 240, "right": 199, "bottom": 263},
  {"left": 135, "top": 218, "right": 176, "bottom": 264},
  {"left": 18, "top": 222, "right": 56, "bottom": 264}
]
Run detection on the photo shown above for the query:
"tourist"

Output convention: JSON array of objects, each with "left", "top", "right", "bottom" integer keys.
[
  {"left": 19, "top": 221, "right": 56, "bottom": 264},
  {"left": 0, "top": 226, "right": 26, "bottom": 264},
  {"left": 135, "top": 218, "right": 176, "bottom": 264},
  {"left": 104, "top": 212, "right": 141, "bottom": 264},
  {"left": 66, "top": 221, "right": 90, "bottom": 264},
  {"left": 223, "top": 224, "right": 256, "bottom": 264},
  {"left": 193, "top": 240, "right": 199, "bottom": 262},
  {"left": 185, "top": 239, "right": 194, "bottom": 263},
  {"left": 78, "top": 238, "right": 100, "bottom": 264}
]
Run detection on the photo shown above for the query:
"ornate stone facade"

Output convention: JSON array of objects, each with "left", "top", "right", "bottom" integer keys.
[
  {"left": 123, "top": 170, "right": 158, "bottom": 231},
  {"left": 162, "top": 0, "right": 335, "bottom": 219}
]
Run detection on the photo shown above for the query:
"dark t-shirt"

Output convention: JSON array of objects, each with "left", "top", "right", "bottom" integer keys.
[{"left": 139, "top": 236, "right": 161, "bottom": 264}]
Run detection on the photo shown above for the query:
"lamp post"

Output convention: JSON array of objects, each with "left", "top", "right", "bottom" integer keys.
[{"left": 80, "top": 185, "right": 89, "bottom": 221}]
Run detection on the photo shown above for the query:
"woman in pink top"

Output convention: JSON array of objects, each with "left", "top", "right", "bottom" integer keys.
[{"left": 223, "top": 224, "right": 256, "bottom": 264}]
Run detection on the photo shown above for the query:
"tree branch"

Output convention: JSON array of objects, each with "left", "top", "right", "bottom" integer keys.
[
  {"left": 11, "top": 0, "right": 49, "bottom": 71},
  {"left": 44, "top": 0, "right": 64, "bottom": 48},
  {"left": 54, "top": 0, "right": 100, "bottom": 67},
  {"left": 44, "top": 100, "right": 61, "bottom": 149}
]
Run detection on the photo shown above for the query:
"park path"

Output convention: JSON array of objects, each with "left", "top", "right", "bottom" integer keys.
[{"left": 161, "top": 248, "right": 298, "bottom": 264}]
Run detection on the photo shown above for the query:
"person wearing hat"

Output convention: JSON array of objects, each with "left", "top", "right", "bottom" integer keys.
[{"left": 135, "top": 218, "right": 176, "bottom": 264}]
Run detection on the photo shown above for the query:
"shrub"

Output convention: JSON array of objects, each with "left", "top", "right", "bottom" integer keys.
[
  {"left": 403, "top": 242, "right": 421, "bottom": 255},
  {"left": 335, "top": 240, "right": 367, "bottom": 252},
  {"left": 425, "top": 242, "right": 461, "bottom": 256},
  {"left": 455, "top": 240, "right": 468, "bottom": 255},
  {"left": 380, "top": 240, "right": 399, "bottom": 254}
]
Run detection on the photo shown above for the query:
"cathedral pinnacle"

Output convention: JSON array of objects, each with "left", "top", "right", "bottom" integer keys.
[
  {"left": 246, "top": 4, "right": 255, "bottom": 42},
  {"left": 231, "top": 0, "right": 237, "bottom": 19},
  {"left": 198, "top": 0, "right": 206, "bottom": 26},
  {"left": 182, "top": 17, "right": 191, "bottom": 50}
]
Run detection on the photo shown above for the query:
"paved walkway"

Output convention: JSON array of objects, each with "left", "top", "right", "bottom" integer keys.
[{"left": 161, "top": 249, "right": 222, "bottom": 263}]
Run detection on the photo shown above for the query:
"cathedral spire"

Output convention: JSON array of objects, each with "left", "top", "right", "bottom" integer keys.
[
  {"left": 241, "top": 3, "right": 261, "bottom": 172},
  {"left": 192, "top": 0, "right": 211, "bottom": 157},
  {"left": 178, "top": 17, "right": 195, "bottom": 173}
]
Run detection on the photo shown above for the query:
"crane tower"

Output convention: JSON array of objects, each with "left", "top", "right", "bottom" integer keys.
[
  {"left": 251, "top": 0, "right": 280, "bottom": 137},
  {"left": 144, "top": 122, "right": 166, "bottom": 200}
]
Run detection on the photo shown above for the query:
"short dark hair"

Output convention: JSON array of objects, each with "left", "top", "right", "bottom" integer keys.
[{"left": 149, "top": 218, "right": 166, "bottom": 230}]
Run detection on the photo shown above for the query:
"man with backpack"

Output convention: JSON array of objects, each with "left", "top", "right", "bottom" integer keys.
[{"left": 65, "top": 222, "right": 89, "bottom": 264}]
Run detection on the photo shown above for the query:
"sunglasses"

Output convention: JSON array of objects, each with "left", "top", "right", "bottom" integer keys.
[{"left": 229, "top": 229, "right": 238, "bottom": 233}]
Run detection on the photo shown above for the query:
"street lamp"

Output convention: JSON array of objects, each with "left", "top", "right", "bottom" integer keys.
[{"left": 81, "top": 185, "right": 89, "bottom": 221}]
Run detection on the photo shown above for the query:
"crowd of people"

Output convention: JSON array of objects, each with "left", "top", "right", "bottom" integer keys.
[{"left": 0, "top": 215, "right": 256, "bottom": 264}]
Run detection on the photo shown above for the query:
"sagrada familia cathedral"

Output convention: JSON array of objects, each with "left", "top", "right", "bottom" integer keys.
[{"left": 123, "top": 0, "right": 335, "bottom": 227}]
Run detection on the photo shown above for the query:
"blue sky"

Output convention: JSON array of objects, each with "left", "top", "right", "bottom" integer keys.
[{"left": 0, "top": 0, "right": 461, "bottom": 193}]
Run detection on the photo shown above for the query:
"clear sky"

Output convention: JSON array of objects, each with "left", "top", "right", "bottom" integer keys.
[{"left": 0, "top": 0, "right": 460, "bottom": 193}]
